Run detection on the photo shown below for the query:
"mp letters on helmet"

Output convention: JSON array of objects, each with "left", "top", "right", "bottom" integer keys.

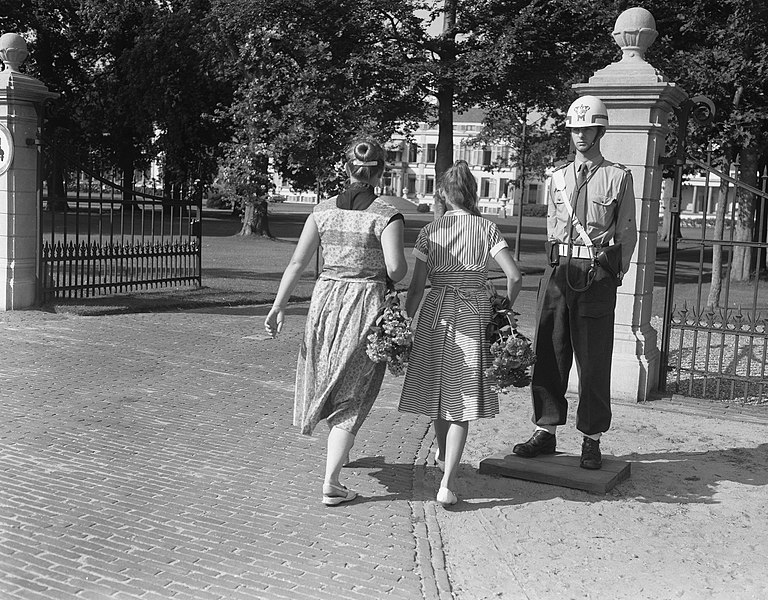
[{"left": 566, "top": 96, "right": 609, "bottom": 128}]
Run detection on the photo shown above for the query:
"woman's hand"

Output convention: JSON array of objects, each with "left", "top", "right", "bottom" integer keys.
[{"left": 264, "top": 307, "right": 285, "bottom": 338}]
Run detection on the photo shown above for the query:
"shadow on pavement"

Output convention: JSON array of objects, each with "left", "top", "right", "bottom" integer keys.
[
  {"left": 345, "top": 456, "right": 435, "bottom": 503},
  {"left": 190, "top": 304, "right": 310, "bottom": 316},
  {"left": 442, "top": 442, "right": 768, "bottom": 512}
]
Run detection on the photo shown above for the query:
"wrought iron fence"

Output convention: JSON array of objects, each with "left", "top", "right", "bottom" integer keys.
[
  {"left": 40, "top": 150, "right": 202, "bottom": 300},
  {"left": 661, "top": 150, "right": 768, "bottom": 404}
]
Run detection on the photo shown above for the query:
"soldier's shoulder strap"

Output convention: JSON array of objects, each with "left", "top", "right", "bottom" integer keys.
[
  {"left": 550, "top": 162, "right": 572, "bottom": 187},
  {"left": 603, "top": 162, "right": 634, "bottom": 203},
  {"left": 604, "top": 161, "right": 632, "bottom": 175}
]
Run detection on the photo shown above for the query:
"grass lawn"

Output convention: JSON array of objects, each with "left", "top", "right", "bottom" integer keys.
[
  {"left": 46, "top": 200, "right": 547, "bottom": 316},
  {"left": 45, "top": 200, "right": 766, "bottom": 404},
  {"left": 48, "top": 200, "right": 766, "bottom": 322}
]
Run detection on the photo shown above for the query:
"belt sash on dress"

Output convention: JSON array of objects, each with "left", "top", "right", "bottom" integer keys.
[
  {"left": 318, "top": 273, "right": 386, "bottom": 285},
  {"left": 425, "top": 272, "right": 487, "bottom": 330}
]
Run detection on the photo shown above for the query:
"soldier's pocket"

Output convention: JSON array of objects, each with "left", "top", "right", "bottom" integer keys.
[
  {"left": 578, "top": 278, "right": 617, "bottom": 318},
  {"left": 553, "top": 182, "right": 568, "bottom": 206},
  {"left": 588, "top": 195, "right": 617, "bottom": 226}
]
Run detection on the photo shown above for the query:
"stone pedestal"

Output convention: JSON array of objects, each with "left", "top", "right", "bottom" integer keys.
[
  {"left": 569, "top": 8, "right": 688, "bottom": 401},
  {"left": 0, "top": 33, "right": 58, "bottom": 310},
  {"left": 479, "top": 450, "right": 631, "bottom": 494}
]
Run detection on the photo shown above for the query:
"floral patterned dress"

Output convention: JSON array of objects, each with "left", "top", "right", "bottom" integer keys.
[{"left": 294, "top": 195, "right": 401, "bottom": 436}]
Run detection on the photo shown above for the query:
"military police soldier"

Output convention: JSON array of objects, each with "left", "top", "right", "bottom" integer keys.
[{"left": 513, "top": 95, "right": 637, "bottom": 469}]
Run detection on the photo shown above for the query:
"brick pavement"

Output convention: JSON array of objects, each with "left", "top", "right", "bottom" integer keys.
[{"left": 0, "top": 306, "right": 449, "bottom": 600}]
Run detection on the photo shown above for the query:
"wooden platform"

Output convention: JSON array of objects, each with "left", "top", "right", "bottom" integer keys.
[{"left": 479, "top": 449, "right": 631, "bottom": 494}]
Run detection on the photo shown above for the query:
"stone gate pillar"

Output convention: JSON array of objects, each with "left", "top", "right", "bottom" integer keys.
[
  {"left": 0, "top": 33, "right": 58, "bottom": 310},
  {"left": 572, "top": 8, "right": 688, "bottom": 401}
]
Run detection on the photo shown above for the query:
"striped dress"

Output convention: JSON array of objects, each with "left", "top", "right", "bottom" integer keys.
[{"left": 398, "top": 210, "right": 509, "bottom": 421}]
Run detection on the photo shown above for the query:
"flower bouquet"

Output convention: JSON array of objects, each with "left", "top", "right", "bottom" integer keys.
[
  {"left": 366, "top": 291, "right": 413, "bottom": 376},
  {"left": 485, "top": 292, "right": 536, "bottom": 392}
]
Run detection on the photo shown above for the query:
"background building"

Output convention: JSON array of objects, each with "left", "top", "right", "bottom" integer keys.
[{"left": 383, "top": 108, "right": 545, "bottom": 214}]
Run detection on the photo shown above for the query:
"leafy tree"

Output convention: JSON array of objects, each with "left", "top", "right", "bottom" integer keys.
[
  {"left": 476, "top": 0, "right": 767, "bottom": 294},
  {"left": 213, "top": 0, "right": 426, "bottom": 198},
  {"left": 214, "top": 0, "right": 602, "bottom": 202},
  {"left": 646, "top": 0, "right": 768, "bottom": 298},
  {"left": 463, "top": 1, "right": 621, "bottom": 176},
  {"left": 4, "top": 0, "right": 231, "bottom": 207},
  {"left": 2, "top": 1, "right": 95, "bottom": 209},
  {"left": 217, "top": 140, "right": 273, "bottom": 237},
  {"left": 75, "top": 0, "right": 231, "bottom": 192}
]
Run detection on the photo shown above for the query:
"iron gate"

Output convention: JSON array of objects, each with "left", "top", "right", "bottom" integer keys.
[
  {"left": 40, "top": 145, "right": 202, "bottom": 300},
  {"left": 659, "top": 99, "right": 768, "bottom": 403}
]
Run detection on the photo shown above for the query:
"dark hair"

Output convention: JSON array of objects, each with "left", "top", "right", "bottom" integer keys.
[
  {"left": 438, "top": 160, "right": 480, "bottom": 216},
  {"left": 345, "top": 139, "right": 386, "bottom": 183}
]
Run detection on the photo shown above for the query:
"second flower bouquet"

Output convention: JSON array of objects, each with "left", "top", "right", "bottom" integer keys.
[
  {"left": 485, "top": 292, "right": 536, "bottom": 392},
  {"left": 366, "top": 291, "right": 413, "bottom": 376}
]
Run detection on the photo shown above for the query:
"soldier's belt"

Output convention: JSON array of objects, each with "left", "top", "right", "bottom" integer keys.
[{"left": 558, "top": 244, "right": 594, "bottom": 259}]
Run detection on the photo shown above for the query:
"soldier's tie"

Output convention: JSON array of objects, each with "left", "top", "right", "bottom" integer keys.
[{"left": 575, "top": 162, "right": 589, "bottom": 229}]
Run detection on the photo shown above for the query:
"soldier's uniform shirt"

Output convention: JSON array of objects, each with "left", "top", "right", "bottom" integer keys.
[
  {"left": 548, "top": 156, "right": 637, "bottom": 271},
  {"left": 530, "top": 153, "right": 638, "bottom": 435}
]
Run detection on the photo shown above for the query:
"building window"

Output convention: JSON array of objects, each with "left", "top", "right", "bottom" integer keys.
[
  {"left": 408, "top": 144, "right": 418, "bottom": 163},
  {"left": 527, "top": 183, "right": 539, "bottom": 204},
  {"left": 426, "top": 175, "right": 435, "bottom": 195},
  {"left": 482, "top": 149, "right": 492, "bottom": 166},
  {"left": 387, "top": 150, "right": 401, "bottom": 163},
  {"left": 407, "top": 174, "right": 417, "bottom": 194},
  {"left": 480, "top": 178, "right": 492, "bottom": 198},
  {"left": 427, "top": 144, "right": 437, "bottom": 164},
  {"left": 499, "top": 178, "right": 510, "bottom": 198}
]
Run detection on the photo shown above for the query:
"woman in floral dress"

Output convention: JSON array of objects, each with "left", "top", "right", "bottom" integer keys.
[
  {"left": 398, "top": 160, "right": 522, "bottom": 506},
  {"left": 265, "top": 139, "right": 407, "bottom": 506}
]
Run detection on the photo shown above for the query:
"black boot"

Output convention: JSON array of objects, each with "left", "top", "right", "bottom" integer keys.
[
  {"left": 512, "top": 430, "right": 556, "bottom": 458},
  {"left": 580, "top": 437, "right": 602, "bottom": 470}
]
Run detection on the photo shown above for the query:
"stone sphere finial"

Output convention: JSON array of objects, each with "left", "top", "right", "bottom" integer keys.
[
  {"left": 612, "top": 7, "right": 658, "bottom": 61},
  {"left": 0, "top": 33, "right": 29, "bottom": 73}
]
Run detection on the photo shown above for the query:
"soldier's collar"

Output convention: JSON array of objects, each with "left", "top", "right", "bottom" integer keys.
[{"left": 575, "top": 153, "right": 604, "bottom": 172}]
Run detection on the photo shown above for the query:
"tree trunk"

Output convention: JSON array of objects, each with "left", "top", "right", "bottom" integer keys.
[
  {"left": 120, "top": 158, "right": 134, "bottom": 206},
  {"left": 706, "top": 154, "right": 732, "bottom": 308},
  {"left": 730, "top": 147, "right": 758, "bottom": 282},
  {"left": 238, "top": 198, "right": 273, "bottom": 237},
  {"left": 433, "top": 0, "right": 457, "bottom": 220},
  {"left": 45, "top": 151, "right": 69, "bottom": 212},
  {"left": 434, "top": 88, "right": 454, "bottom": 220}
]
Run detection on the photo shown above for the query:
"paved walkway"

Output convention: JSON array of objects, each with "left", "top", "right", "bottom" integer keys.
[
  {"left": 0, "top": 200, "right": 519, "bottom": 600},
  {"left": 3, "top": 202, "right": 766, "bottom": 599},
  {"left": 0, "top": 301, "right": 465, "bottom": 600},
  {"left": 4, "top": 292, "right": 768, "bottom": 600}
]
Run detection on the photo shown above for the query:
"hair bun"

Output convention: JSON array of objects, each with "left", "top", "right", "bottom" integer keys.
[
  {"left": 345, "top": 138, "right": 385, "bottom": 181},
  {"left": 355, "top": 142, "right": 373, "bottom": 161},
  {"left": 352, "top": 141, "right": 382, "bottom": 166}
]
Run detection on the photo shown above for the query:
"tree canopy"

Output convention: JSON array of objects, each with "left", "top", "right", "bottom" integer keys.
[
  {"left": 3, "top": 0, "right": 766, "bottom": 229},
  {"left": 212, "top": 0, "right": 430, "bottom": 194},
  {"left": 3, "top": 0, "right": 232, "bottom": 187}
]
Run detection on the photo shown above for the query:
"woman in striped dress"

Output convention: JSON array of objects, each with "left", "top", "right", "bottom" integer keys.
[
  {"left": 398, "top": 160, "right": 522, "bottom": 506},
  {"left": 265, "top": 139, "right": 407, "bottom": 506}
]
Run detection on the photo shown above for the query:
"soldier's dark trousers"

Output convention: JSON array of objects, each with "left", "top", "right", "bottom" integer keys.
[{"left": 530, "top": 258, "right": 617, "bottom": 435}]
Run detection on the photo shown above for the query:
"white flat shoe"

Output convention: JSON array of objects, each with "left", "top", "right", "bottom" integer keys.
[
  {"left": 322, "top": 483, "right": 357, "bottom": 506},
  {"left": 436, "top": 487, "right": 457, "bottom": 506}
]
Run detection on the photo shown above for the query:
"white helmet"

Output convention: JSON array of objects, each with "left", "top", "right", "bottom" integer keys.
[{"left": 565, "top": 95, "right": 609, "bottom": 128}]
